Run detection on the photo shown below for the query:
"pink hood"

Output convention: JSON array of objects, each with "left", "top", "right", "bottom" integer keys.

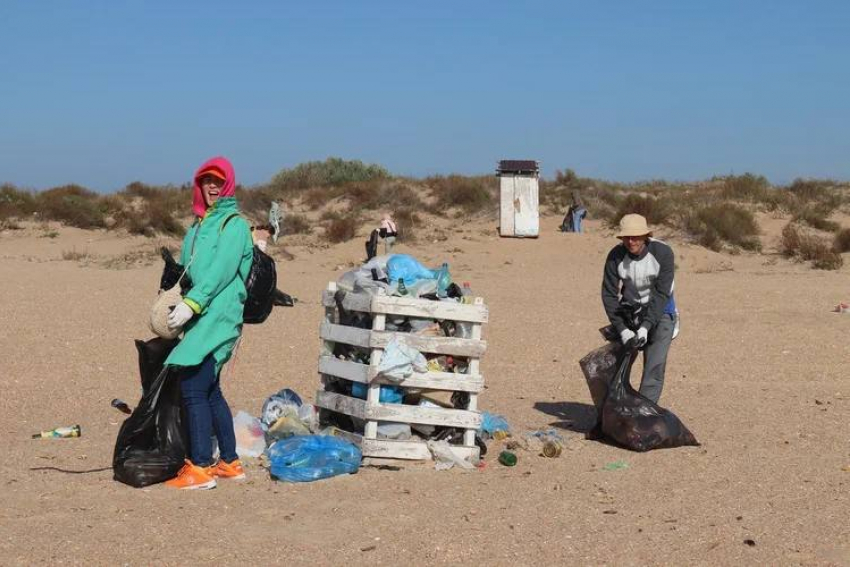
[{"left": 193, "top": 156, "right": 236, "bottom": 217}]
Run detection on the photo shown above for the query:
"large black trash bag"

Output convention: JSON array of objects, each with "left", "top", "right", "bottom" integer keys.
[
  {"left": 113, "top": 338, "right": 188, "bottom": 487},
  {"left": 159, "top": 247, "right": 192, "bottom": 293},
  {"left": 596, "top": 342, "right": 700, "bottom": 452}
]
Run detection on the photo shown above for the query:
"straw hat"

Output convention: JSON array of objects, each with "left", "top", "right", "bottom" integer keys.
[
  {"left": 149, "top": 285, "right": 184, "bottom": 340},
  {"left": 616, "top": 214, "right": 652, "bottom": 238}
]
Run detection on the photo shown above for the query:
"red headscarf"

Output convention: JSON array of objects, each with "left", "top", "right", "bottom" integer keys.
[{"left": 192, "top": 156, "right": 236, "bottom": 217}]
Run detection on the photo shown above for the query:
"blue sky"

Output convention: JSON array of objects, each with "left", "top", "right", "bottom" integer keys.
[{"left": 1, "top": 1, "right": 848, "bottom": 191}]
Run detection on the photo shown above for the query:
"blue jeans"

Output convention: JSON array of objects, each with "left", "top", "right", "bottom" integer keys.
[{"left": 179, "top": 356, "right": 238, "bottom": 467}]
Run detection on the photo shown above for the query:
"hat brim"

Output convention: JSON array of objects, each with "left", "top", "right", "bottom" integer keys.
[
  {"left": 197, "top": 168, "right": 226, "bottom": 181},
  {"left": 616, "top": 230, "right": 652, "bottom": 238}
]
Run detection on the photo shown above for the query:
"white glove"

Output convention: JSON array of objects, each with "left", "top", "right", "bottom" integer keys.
[
  {"left": 620, "top": 329, "right": 636, "bottom": 345},
  {"left": 167, "top": 301, "right": 194, "bottom": 329},
  {"left": 635, "top": 326, "right": 649, "bottom": 347}
]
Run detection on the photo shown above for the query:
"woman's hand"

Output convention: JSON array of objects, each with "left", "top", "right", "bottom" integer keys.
[{"left": 167, "top": 302, "right": 194, "bottom": 329}]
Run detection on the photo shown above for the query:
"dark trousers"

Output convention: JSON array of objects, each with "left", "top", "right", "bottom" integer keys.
[
  {"left": 179, "top": 356, "right": 238, "bottom": 467},
  {"left": 638, "top": 314, "right": 676, "bottom": 403}
]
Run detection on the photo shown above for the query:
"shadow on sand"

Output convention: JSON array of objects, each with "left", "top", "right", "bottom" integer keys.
[{"left": 533, "top": 400, "right": 598, "bottom": 434}]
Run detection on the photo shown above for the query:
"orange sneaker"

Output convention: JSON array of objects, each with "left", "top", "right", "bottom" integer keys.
[
  {"left": 165, "top": 460, "right": 217, "bottom": 490},
  {"left": 212, "top": 459, "right": 246, "bottom": 480}
]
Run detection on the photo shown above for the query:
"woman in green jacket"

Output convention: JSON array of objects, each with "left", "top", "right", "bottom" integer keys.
[{"left": 164, "top": 156, "right": 254, "bottom": 490}]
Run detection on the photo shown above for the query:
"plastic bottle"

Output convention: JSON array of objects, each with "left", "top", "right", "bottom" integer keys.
[
  {"left": 435, "top": 263, "right": 451, "bottom": 298},
  {"left": 460, "top": 281, "right": 474, "bottom": 304},
  {"left": 498, "top": 450, "right": 517, "bottom": 466},
  {"left": 397, "top": 278, "right": 408, "bottom": 296}
]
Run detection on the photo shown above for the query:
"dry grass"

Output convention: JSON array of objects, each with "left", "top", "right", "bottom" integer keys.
[
  {"left": 282, "top": 213, "right": 311, "bottom": 235},
  {"left": 61, "top": 248, "right": 93, "bottom": 262},
  {"left": 833, "top": 228, "right": 850, "bottom": 253},
  {"left": 426, "top": 175, "right": 496, "bottom": 216},
  {"left": 324, "top": 213, "right": 358, "bottom": 243},
  {"left": 781, "top": 223, "right": 843, "bottom": 270}
]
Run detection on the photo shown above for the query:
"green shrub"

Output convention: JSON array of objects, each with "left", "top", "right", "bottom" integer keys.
[
  {"left": 427, "top": 175, "right": 495, "bottom": 214},
  {"left": 793, "top": 206, "right": 840, "bottom": 233},
  {"left": 685, "top": 203, "right": 761, "bottom": 251},
  {"left": 721, "top": 173, "right": 770, "bottom": 202},
  {"left": 609, "top": 194, "right": 672, "bottom": 228},
  {"left": 0, "top": 184, "right": 36, "bottom": 220},
  {"left": 271, "top": 157, "right": 389, "bottom": 191},
  {"left": 35, "top": 185, "right": 106, "bottom": 229}
]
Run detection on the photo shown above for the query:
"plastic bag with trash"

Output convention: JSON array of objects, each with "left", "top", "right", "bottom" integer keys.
[
  {"left": 426, "top": 439, "right": 475, "bottom": 471},
  {"left": 351, "top": 382, "right": 404, "bottom": 404},
  {"left": 479, "top": 411, "right": 510, "bottom": 438},
  {"left": 261, "top": 388, "right": 303, "bottom": 426},
  {"left": 595, "top": 343, "right": 700, "bottom": 452},
  {"left": 113, "top": 338, "right": 187, "bottom": 488},
  {"left": 268, "top": 435, "right": 362, "bottom": 482},
  {"left": 376, "top": 337, "right": 428, "bottom": 383},
  {"left": 232, "top": 411, "right": 266, "bottom": 458},
  {"left": 386, "top": 254, "right": 438, "bottom": 286}
]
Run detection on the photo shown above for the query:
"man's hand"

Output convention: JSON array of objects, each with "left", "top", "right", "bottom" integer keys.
[
  {"left": 167, "top": 302, "right": 194, "bottom": 329},
  {"left": 620, "top": 329, "right": 636, "bottom": 345},
  {"left": 635, "top": 327, "right": 649, "bottom": 348}
]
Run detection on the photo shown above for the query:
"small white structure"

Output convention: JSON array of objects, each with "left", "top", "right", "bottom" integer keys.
[{"left": 497, "top": 159, "right": 540, "bottom": 238}]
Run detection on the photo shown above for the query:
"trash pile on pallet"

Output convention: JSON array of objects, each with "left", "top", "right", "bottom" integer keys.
[{"left": 315, "top": 254, "right": 489, "bottom": 464}]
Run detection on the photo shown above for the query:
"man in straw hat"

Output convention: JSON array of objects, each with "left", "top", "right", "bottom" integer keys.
[{"left": 601, "top": 213, "right": 678, "bottom": 403}]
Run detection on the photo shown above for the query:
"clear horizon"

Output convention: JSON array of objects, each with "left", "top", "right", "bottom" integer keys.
[{"left": 2, "top": 1, "right": 849, "bottom": 192}]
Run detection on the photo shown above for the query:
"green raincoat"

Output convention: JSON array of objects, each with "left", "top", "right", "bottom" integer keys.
[{"left": 165, "top": 197, "right": 254, "bottom": 373}]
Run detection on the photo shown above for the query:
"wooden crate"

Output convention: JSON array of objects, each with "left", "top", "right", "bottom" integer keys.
[{"left": 315, "top": 282, "right": 489, "bottom": 461}]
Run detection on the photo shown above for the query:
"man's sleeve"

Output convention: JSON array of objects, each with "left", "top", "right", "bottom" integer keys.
[
  {"left": 601, "top": 248, "right": 626, "bottom": 332},
  {"left": 641, "top": 242, "right": 674, "bottom": 330}
]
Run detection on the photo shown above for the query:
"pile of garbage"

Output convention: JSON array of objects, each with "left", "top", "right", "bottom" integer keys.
[
  {"left": 232, "top": 388, "right": 362, "bottom": 482},
  {"left": 325, "top": 254, "right": 488, "bottom": 462}
]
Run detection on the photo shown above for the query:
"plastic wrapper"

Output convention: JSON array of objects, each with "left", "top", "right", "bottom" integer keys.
[
  {"left": 386, "top": 254, "right": 438, "bottom": 285},
  {"left": 426, "top": 440, "right": 475, "bottom": 471},
  {"left": 268, "top": 435, "right": 362, "bottom": 482},
  {"left": 376, "top": 337, "right": 427, "bottom": 383},
  {"left": 598, "top": 344, "right": 700, "bottom": 452}
]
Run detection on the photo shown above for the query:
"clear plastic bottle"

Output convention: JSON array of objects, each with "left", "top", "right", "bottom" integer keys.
[{"left": 435, "top": 263, "right": 451, "bottom": 298}]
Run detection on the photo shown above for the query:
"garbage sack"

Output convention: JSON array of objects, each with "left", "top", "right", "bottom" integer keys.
[
  {"left": 387, "top": 254, "right": 438, "bottom": 285},
  {"left": 268, "top": 435, "right": 362, "bottom": 482},
  {"left": 579, "top": 341, "right": 620, "bottom": 410},
  {"left": 377, "top": 422, "right": 412, "bottom": 440},
  {"left": 598, "top": 343, "right": 700, "bottom": 452},
  {"left": 351, "top": 382, "right": 404, "bottom": 404},
  {"left": 426, "top": 439, "right": 475, "bottom": 471},
  {"left": 232, "top": 411, "right": 266, "bottom": 458},
  {"left": 261, "top": 388, "right": 303, "bottom": 426},
  {"left": 113, "top": 338, "right": 187, "bottom": 488},
  {"left": 376, "top": 337, "right": 428, "bottom": 383},
  {"left": 480, "top": 412, "right": 510, "bottom": 436},
  {"left": 297, "top": 404, "right": 319, "bottom": 433}
]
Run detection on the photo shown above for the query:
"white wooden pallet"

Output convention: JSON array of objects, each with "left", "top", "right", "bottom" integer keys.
[{"left": 315, "top": 282, "right": 488, "bottom": 462}]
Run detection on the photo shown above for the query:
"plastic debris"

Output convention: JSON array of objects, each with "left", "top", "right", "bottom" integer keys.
[
  {"left": 426, "top": 440, "right": 475, "bottom": 471},
  {"left": 232, "top": 411, "right": 266, "bottom": 457},
  {"left": 376, "top": 337, "right": 427, "bottom": 383},
  {"left": 268, "top": 435, "right": 362, "bottom": 482}
]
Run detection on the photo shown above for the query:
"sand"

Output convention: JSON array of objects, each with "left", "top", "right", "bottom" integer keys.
[{"left": 1, "top": 215, "right": 848, "bottom": 566}]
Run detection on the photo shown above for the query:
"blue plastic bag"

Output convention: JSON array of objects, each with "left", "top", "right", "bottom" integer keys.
[
  {"left": 351, "top": 382, "right": 404, "bottom": 404},
  {"left": 386, "top": 254, "right": 438, "bottom": 285},
  {"left": 480, "top": 411, "right": 510, "bottom": 434},
  {"left": 268, "top": 435, "right": 362, "bottom": 482}
]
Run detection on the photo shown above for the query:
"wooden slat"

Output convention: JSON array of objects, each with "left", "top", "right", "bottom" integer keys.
[
  {"left": 371, "top": 295, "right": 489, "bottom": 323},
  {"left": 318, "top": 356, "right": 370, "bottom": 383},
  {"left": 370, "top": 330, "right": 487, "bottom": 357},
  {"left": 464, "top": 300, "right": 484, "bottom": 447},
  {"left": 365, "top": 403, "right": 481, "bottom": 429},
  {"left": 315, "top": 391, "right": 367, "bottom": 420},
  {"left": 318, "top": 355, "right": 484, "bottom": 392},
  {"left": 320, "top": 321, "right": 372, "bottom": 348},
  {"left": 360, "top": 438, "right": 479, "bottom": 461}
]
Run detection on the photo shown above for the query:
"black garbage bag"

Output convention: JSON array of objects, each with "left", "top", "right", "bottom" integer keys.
[
  {"left": 242, "top": 245, "right": 277, "bottom": 324},
  {"left": 595, "top": 342, "right": 699, "bottom": 452},
  {"left": 365, "top": 229, "right": 379, "bottom": 262},
  {"left": 113, "top": 338, "right": 188, "bottom": 487},
  {"left": 159, "top": 247, "right": 192, "bottom": 293}
]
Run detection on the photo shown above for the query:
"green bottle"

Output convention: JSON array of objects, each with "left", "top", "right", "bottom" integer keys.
[
  {"left": 498, "top": 450, "right": 517, "bottom": 466},
  {"left": 397, "top": 278, "right": 408, "bottom": 296}
]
